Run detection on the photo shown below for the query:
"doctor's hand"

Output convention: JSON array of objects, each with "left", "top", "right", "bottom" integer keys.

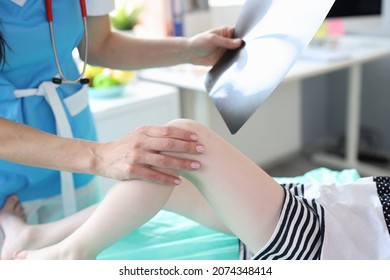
[
  {"left": 186, "top": 26, "right": 243, "bottom": 66},
  {"left": 94, "top": 125, "right": 204, "bottom": 185}
]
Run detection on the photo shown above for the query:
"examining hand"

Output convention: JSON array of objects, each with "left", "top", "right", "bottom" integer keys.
[
  {"left": 94, "top": 125, "right": 204, "bottom": 185},
  {"left": 187, "top": 26, "right": 243, "bottom": 66}
]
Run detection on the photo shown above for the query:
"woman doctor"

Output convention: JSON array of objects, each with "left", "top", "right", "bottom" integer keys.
[{"left": 0, "top": 0, "right": 242, "bottom": 230}]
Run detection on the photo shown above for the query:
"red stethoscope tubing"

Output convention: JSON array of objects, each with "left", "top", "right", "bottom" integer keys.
[
  {"left": 45, "top": 0, "right": 53, "bottom": 22},
  {"left": 45, "top": 0, "right": 87, "bottom": 22}
]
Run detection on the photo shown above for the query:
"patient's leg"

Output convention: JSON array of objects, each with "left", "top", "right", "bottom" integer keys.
[
  {"left": 163, "top": 119, "right": 284, "bottom": 253},
  {"left": 16, "top": 119, "right": 284, "bottom": 259},
  {"left": 164, "top": 177, "right": 232, "bottom": 234},
  {"left": 7, "top": 178, "right": 228, "bottom": 260},
  {"left": 10, "top": 176, "right": 233, "bottom": 260},
  {"left": 15, "top": 179, "right": 176, "bottom": 260}
]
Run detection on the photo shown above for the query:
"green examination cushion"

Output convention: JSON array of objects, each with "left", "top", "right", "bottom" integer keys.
[{"left": 97, "top": 168, "right": 361, "bottom": 260}]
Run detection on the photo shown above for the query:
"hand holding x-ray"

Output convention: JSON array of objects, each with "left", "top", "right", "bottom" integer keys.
[{"left": 205, "top": 0, "right": 336, "bottom": 134}]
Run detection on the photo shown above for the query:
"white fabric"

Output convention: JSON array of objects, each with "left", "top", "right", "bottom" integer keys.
[
  {"left": 308, "top": 177, "right": 390, "bottom": 259},
  {"left": 14, "top": 82, "right": 59, "bottom": 98},
  {"left": 63, "top": 86, "right": 89, "bottom": 117},
  {"left": 18, "top": 82, "right": 76, "bottom": 217},
  {"left": 86, "top": 0, "right": 116, "bottom": 16},
  {"left": 9, "top": 0, "right": 114, "bottom": 15},
  {"left": 13, "top": 83, "right": 90, "bottom": 217},
  {"left": 252, "top": 177, "right": 390, "bottom": 259},
  {"left": 9, "top": 0, "right": 27, "bottom": 6},
  {"left": 23, "top": 179, "right": 100, "bottom": 224}
]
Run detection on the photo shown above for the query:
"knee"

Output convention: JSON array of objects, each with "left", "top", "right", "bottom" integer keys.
[{"left": 165, "top": 118, "right": 209, "bottom": 136}]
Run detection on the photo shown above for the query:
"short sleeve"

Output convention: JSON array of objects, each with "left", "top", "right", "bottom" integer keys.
[{"left": 86, "top": 0, "right": 116, "bottom": 16}]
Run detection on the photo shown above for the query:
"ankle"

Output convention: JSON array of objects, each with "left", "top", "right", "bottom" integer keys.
[{"left": 59, "top": 239, "right": 97, "bottom": 260}]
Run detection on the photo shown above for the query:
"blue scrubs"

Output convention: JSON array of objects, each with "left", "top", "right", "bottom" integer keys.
[{"left": 0, "top": 1, "right": 111, "bottom": 209}]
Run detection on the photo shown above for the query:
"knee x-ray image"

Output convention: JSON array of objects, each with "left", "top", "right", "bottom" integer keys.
[{"left": 205, "top": 0, "right": 336, "bottom": 134}]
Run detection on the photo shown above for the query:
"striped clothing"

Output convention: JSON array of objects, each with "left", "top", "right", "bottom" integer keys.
[{"left": 241, "top": 177, "right": 390, "bottom": 260}]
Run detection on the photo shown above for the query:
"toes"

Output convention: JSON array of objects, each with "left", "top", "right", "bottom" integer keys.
[
  {"left": 14, "top": 201, "right": 22, "bottom": 212},
  {"left": 14, "top": 201, "right": 25, "bottom": 216},
  {"left": 7, "top": 195, "right": 19, "bottom": 209},
  {"left": 13, "top": 250, "right": 27, "bottom": 260},
  {"left": 1, "top": 195, "right": 18, "bottom": 213},
  {"left": 0, "top": 195, "right": 26, "bottom": 221},
  {"left": 15, "top": 205, "right": 27, "bottom": 222}
]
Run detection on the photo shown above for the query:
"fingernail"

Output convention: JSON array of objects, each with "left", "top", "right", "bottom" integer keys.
[
  {"left": 191, "top": 162, "right": 201, "bottom": 169},
  {"left": 196, "top": 145, "right": 205, "bottom": 153},
  {"left": 174, "top": 178, "right": 182, "bottom": 185},
  {"left": 190, "top": 134, "right": 199, "bottom": 141}
]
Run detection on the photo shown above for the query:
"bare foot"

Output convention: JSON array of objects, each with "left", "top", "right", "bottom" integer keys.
[
  {"left": 0, "top": 195, "right": 29, "bottom": 259},
  {"left": 0, "top": 195, "right": 88, "bottom": 260},
  {"left": 14, "top": 239, "right": 96, "bottom": 260}
]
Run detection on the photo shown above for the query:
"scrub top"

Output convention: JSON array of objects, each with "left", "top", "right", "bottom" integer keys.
[{"left": 0, "top": 0, "right": 115, "bottom": 208}]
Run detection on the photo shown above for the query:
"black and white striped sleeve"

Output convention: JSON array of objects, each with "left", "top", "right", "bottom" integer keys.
[{"left": 252, "top": 186, "right": 325, "bottom": 260}]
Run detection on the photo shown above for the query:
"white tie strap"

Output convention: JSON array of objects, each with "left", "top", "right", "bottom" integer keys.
[{"left": 13, "top": 82, "right": 89, "bottom": 217}]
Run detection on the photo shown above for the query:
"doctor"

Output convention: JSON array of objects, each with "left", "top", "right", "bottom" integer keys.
[{"left": 0, "top": 0, "right": 242, "bottom": 231}]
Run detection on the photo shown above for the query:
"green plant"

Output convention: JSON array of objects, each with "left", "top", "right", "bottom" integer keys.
[{"left": 110, "top": 4, "right": 143, "bottom": 31}]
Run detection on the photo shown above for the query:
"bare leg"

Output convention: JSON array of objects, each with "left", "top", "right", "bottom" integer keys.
[
  {"left": 16, "top": 119, "right": 284, "bottom": 259},
  {"left": 162, "top": 119, "right": 284, "bottom": 253},
  {"left": 5, "top": 178, "right": 229, "bottom": 260},
  {"left": 163, "top": 177, "right": 232, "bottom": 235},
  {"left": 9, "top": 177, "right": 231, "bottom": 260},
  {"left": 16, "top": 179, "right": 176, "bottom": 259}
]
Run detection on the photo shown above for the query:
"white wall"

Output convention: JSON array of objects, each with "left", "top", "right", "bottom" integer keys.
[
  {"left": 211, "top": 81, "right": 303, "bottom": 166},
  {"left": 209, "top": 4, "right": 241, "bottom": 28},
  {"left": 183, "top": 3, "right": 241, "bottom": 36}
]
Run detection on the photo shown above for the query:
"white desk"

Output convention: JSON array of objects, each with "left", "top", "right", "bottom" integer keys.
[
  {"left": 90, "top": 80, "right": 180, "bottom": 142},
  {"left": 139, "top": 35, "right": 390, "bottom": 175}
]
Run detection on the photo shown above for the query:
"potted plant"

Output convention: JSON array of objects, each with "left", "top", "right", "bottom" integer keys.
[{"left": 110, "top": 1, "right": 144, "bottom": 31}]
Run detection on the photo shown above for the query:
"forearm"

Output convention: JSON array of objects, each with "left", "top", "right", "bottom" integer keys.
[
  {"left": 89, "top": 33, "right": 191, "bottom": 70},
  {"left": 0, "top": 117, "right": 205, "bottom": 185},
  {"left": 83, "top": 15, "right": 241, "bottom": 70},
  {"left": 84, "top": 16, "right": 191, "bottom": 69},
  {"left": 0, "top": 117, "right": 98, "bottom": 175}
]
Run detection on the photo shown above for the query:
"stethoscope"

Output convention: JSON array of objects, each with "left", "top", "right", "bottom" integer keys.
[{"left": 45, "top": 0, "right": 90, "bottom": 85}]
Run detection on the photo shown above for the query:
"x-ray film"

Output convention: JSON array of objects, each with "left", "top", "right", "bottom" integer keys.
[{"left": 205, "top": 0, "right": 335, "bottom": 134}]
